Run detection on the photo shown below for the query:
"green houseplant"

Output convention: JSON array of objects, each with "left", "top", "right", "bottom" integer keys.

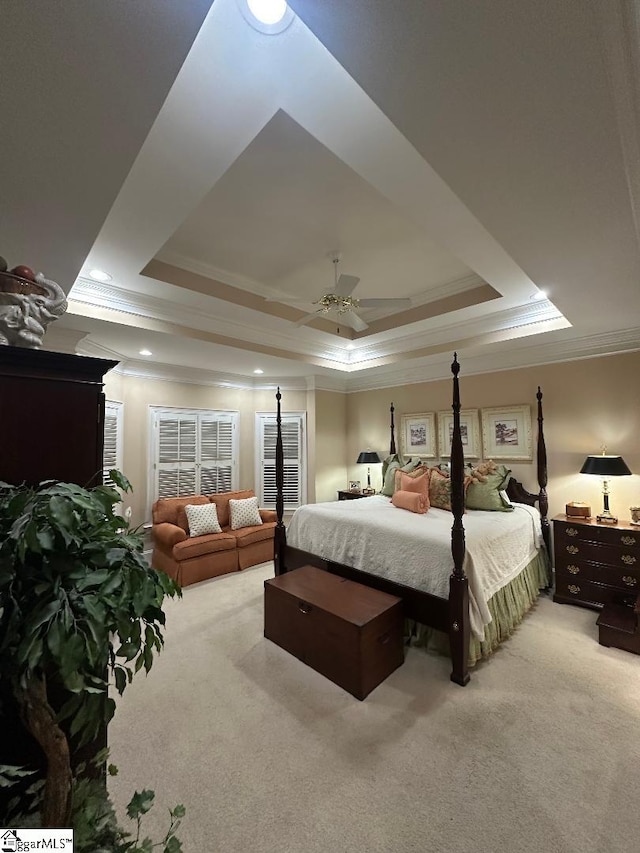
[{"left": 0, "top": 472, "right": 183, "bottom": 849}]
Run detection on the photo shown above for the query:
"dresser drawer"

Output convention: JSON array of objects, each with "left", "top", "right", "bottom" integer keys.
[
  {"left": 554, "top": 576, "right": 637, "bottom": 609},
  {"left": 555, "top": 539, "right": 639, "bottom": 571},
  {"left": 555, "top": 559, "right": 640, "bottom": 590},
  {"left": 557, "top": 523, "right": 639, "bottom": 550}
]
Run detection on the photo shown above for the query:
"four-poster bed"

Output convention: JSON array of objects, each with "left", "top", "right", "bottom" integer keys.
[{"left": 273, "top": 354, "right": 550, "bottom": 686}]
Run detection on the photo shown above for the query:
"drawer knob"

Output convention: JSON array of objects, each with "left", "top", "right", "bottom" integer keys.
[
  {"left": 621, "top": 554, "right": 637, "bottom": 565},
  {"left": 298, "top": 601, "right": 312, "bottom": 614},
  {"left": 566, "top": 527, "right": 579, "bottom": 537},
  {"left": 621, "top": 535, "right": 636, "bottom": 546},
  {"left": 567, "top": 564, "right": 580, "bottom": 575},
  {"left": 568, "top": 584, "right": 581, "bottom": 595},
  {"left": 622, "top": 575, "right": 637, "bottom": 587},
  {"left": 566, "top": 545, "right": 579, "bottom": 554}
]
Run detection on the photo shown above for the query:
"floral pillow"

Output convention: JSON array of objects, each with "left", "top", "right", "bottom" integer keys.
[{"left": 428, "top": 467, "right": 454, "bottom": 511}]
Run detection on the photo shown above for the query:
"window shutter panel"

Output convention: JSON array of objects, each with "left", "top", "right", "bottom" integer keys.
[
  {"left": 261, "top": 416, "right": 302, "bottom": 508},
  {"left": 156, "top": 414, "right": 198, "bottom": 498},
  {"left": 200, "top": 416, "right": 234, "bottom": 494},
  {"left": 103, "top": 412, "right": 119, "bottom": 484}
]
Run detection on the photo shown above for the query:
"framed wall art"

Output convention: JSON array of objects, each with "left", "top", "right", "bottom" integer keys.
[
  {"left": 437, "top": 409, "right": 481, "bottom": 459},
  {"left": 481, "top": 405, "right": 533, "bottom": 460},
  {"left": 400, "top": 412, "right": 437, "bottom": 458}
]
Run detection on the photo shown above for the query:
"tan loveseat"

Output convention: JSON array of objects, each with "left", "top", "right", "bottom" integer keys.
[{"left": 151, "top": 490, "right": 277, "bottom": 587}]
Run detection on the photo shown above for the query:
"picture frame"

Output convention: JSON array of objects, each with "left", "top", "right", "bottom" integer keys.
[
  {"left": 400, "top": 412, "right": 437, "bottom": 458},
  {"left": 349, "top": 480, "right": 361, "bottom": 492},
  {"left": 480, "top": 405, "right": 533, "bottom": 460},
  {"left": 437, "top": 409, "right": 481, "bottom": 459}
]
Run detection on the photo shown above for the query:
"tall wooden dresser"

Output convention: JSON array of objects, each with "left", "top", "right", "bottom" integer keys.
[
  {"left": 553, "top": 515, "right": 640, "bottom": 610},
  {"left": 0, "top": 345, "right": 117, "bottom": 813}
]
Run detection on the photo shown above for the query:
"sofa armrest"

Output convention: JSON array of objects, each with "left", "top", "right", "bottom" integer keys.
[
  {"left": 259, "top": 509, "right": 277, "bottom": 523},
  {"left": 153, "top": 522, "right": 187, "bottom": 548}
]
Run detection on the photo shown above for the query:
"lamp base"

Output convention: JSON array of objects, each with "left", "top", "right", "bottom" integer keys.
[{"left": 597, "top": 511, "right": 618, "bottom": 524}]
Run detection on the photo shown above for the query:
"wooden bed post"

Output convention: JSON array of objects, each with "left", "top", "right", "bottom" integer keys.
[
  {"left": 536, "top": 387, "right": 551, "bottom": 558},
  {"left": 389, "top": 403, "right": 397, "bottom": 455},
  {"left": 273, "top": 386, "right": 287, "bottom": 576},
  {"left": 449, "top": 354, "right": 470, "bottom": 686}
]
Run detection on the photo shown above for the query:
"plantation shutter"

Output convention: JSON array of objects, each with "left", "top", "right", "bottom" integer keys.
[
  {"left": 150, "top": 408, "right": 239, "bottom": 506},
  {"left": 259, "top": 414, "right": 304, "bottom": 509},
  {"left": 200, "top": 416, "right": 235, "bottom": 494},
  {"left": 103, "top": 401, "right": 123, "bottom": 484},
  {"left": 156, "top": 413, "right": 197, "bottom": 499}
]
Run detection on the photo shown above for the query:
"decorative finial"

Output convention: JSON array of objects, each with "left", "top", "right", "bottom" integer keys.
[{"left": 451, "top": 352, "right": 460, "bottom": 377}]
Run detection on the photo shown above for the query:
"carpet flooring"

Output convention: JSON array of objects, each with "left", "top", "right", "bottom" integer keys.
[{"left": 108, "top": 562, "right": 640, "bottom": 853}]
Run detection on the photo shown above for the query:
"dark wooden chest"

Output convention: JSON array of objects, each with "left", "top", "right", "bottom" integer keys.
[
  {"left": 264, "top": 565, "right": 404, "bottom": 700},
  {"left": 553, "top": 516, "right": 640, "bottom": 609}
]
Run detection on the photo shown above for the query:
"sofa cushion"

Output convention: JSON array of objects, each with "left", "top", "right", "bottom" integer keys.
[
  {"left": 233, "top": 521, "right": 276, "bottom": 548},
  {"left": 173, "top": 532, "right": 236, "bottom": 560},
  {"left": 185, "top": 502, "right": 222, "bottom": 536},
  {"left": 229, "top": 496, "right": 263, "bottom": 530},
  {"left": 209, "top": 490, "right": 255, "bottom": 528},
  {"left": 152, "top": 495, "right": 208, "bottom": 531}
]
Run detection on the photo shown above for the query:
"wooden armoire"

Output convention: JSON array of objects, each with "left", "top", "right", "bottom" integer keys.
[{"left": 0, "top": 345, "right": 118, "bottom": 811}]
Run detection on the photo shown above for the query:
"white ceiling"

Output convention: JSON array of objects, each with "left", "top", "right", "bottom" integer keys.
[{"left": 3, "top": 0, "right": 640, "bottom": 391}]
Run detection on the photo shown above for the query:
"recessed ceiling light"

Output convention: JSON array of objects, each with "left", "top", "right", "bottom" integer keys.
[
  {"left": 88, "top": 269, "right": 112, "bottom": 282},
  {"left": 139, "top": 349, "right": 153, "bottom": 357},
  {"left": 346, "top": 343, "right": 355, "bottom": 350},
  {"left": 253, "top": 368, "right": 264, "bottom": 374},
  {"left": 530, "top": 289, "right": 549, "bottom": 301},
  {"left": 238, "top": 0, "right": 294, "bottom": 33}
]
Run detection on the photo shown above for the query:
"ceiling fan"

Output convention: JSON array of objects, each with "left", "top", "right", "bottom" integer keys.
[{"left": 280, "top": 256, "right": 412, "bottom": 332}]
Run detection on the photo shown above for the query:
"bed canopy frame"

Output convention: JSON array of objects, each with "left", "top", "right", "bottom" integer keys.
[{"left": 273, "top": 354, "right": 549, "bottom": 686}]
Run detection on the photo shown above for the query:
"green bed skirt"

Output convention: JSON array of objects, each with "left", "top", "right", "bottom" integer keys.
[{"left": 405, "top": 550, "right": 551, "bottom": 666}]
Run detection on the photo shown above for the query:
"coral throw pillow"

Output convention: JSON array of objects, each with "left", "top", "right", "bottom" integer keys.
[
  {"left": 395, "top": 469, "right": 430, "bottom": 499},
  {"left": 185, "top": 502, "right": 222, "bottom": 537},
  {"left": 392, "top": 489, "right": 429, "bottom": 514},
  {"left": 229, "top": 496, "right": 263, "bottom": 530}
]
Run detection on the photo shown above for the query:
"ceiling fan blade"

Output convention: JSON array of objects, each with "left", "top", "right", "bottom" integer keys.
[
  {"left": 356, "top": 298, "right": 412, "bottom": 308},
  {"left": 294, "top": 311, "right": 322, "bottom": 327},
  {"left": 342, "top": 311, "right": 369, "bottom": 332},
  {"left": 334, "top": 274, "right": 360, "bottom": 297}
]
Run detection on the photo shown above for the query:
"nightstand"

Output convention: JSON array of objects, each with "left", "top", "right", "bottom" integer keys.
[
  {"left": 553, "top": 515, "right": 640, "bottom": 610},
  {"left": 337, "top": 490, "right": 374, "bottom": 501}
]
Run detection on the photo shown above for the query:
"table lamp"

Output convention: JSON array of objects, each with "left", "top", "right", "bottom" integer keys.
[
  {"left": 357, "top": 450, "right": 381, "bottom": 493},
  {"left": 579, "top": 452, "right": 632, "bottom": 524}
]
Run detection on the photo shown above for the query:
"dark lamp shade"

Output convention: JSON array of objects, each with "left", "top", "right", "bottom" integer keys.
[
  {"left": 357, "top": 451, "right": 381, "bottom": 465},
  {"left": 579, "top": 455, "right": 632, "bottom": 477}
]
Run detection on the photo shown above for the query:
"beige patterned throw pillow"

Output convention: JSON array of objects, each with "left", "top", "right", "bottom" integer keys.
[
  {"left": 185, "top": 502, "right": 222, "bottom": 537},
  {"left": 229, "top": 496, "right": 263, "bottom": 530}
]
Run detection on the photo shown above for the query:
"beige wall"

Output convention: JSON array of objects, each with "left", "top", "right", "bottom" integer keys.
[
  {"left": 104, "top": 350, "right": 640, "bottom": 527},
  {"left": 315, "top": 390, "right": 347, "bottom": 502},
  {"left": 347, "top": 351, "right": 640, "bottom": 521},
  {"left": 102, "top": 373, "right": 307, "bottom": 525}
]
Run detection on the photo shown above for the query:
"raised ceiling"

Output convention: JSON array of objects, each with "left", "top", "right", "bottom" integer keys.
[{"left": 3, "top": 0, "right": 639, "bottom": 390}]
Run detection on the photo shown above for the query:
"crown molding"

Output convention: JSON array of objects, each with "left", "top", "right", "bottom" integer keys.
[
  {"left": 70, "top": 277, "right": 351, "bottom": 364},
  {"left": 344, "top": 326, "right": 640, "bottom": 392},
  {"left": 154, "top": 249, "right": 275, "bottom": 299}
]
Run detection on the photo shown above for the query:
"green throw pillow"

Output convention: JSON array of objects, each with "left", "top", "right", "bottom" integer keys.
[{"left": 465, "top": 464, "right": 513, "bottom": 512}]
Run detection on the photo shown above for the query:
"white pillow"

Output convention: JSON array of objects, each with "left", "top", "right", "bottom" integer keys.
[
  {"left": 185, "top": 503, "right": 222, "bottom": 537},
  {"left": 229, "top": 496, "right": 263, "bottom": 530}
]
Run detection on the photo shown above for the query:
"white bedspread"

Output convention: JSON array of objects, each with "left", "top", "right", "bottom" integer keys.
[{"left": 286, "top": 496, "right": 544, "bottom": 640}]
